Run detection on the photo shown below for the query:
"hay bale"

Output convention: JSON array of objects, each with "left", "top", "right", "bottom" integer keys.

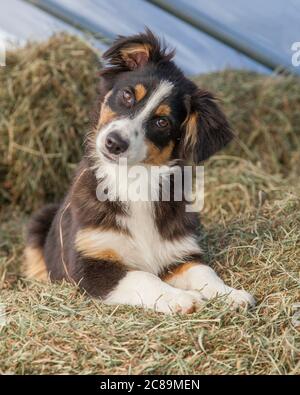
[
  {"left": 0, "top": 34, "right": 100, "bottom": 212},
  {"left": 0, "top": 36, "right": 299, "bottom": 375},
  {"left": 194, "top": 71, "right": 300, "bottom": 177}
]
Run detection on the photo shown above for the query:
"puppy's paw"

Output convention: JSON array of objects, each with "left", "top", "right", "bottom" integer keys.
[
  {"left": 186, "top": 290, "right": 207, "bottom": 305},
  {"left": 227, "top": 289, "right": 256, "bottom": 309},
  {"left": 155, "top": 290, "right": 205, "bottom": 314}
]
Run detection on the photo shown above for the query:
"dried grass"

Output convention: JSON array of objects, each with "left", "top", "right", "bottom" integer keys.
[
  {"left": 0, "top": 34, "right": 99, "bottom": 211},
  {"left": 0, "top": 35, "right": 299, "bottom": 375}
]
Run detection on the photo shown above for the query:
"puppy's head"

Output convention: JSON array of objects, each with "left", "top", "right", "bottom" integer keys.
[{"left": 90, "top": 29, "right": 233, "bottom": 167}]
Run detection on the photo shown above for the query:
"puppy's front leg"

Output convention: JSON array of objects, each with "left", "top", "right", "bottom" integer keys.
[
  {"left": 104, "top": 271, "right": 204, "bottom": 314},
  {"left": 74, "top": 252, "right": 204, "bottom": 314},
  {"left": 163, "top": 263, "right": 255, "bottom": 308}
]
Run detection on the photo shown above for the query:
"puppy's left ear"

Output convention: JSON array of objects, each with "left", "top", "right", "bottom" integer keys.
[
  {"left": 181, "top": 90, "right": 233, "bottom": 163},
  {"left": 102, "top": 28, "right": 174, "bottom": 72}
]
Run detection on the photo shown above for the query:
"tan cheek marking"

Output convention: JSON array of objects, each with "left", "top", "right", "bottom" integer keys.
[
  {"left": 75, "top": 229, "right": 122, "bottom": 262},
  {"left": 143, "top": 141, "right": 175, "bottom": 165},
  {"left": 23, "top": 247, "right": 48, "bottom": 282},
  {"left": 97, "top": 104, "right": 117, "bottom": 129},
  {"left": 97, "top": 90, "right": 116, "bottom": 129},
  {"left": 184, "top": 113, "right": 198, "bottom": 150},
  {"left": 155, "top": 104, "right": 171, "bottom": 117},
  {"left": 134, "top": 84, "right": 147, "bottom": 102},
  {"left": 162, "top": 262, "right": 198, "bottom": 282}
]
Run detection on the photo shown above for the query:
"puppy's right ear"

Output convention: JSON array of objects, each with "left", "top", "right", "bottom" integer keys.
[{"left": 102, "top": 28, "right": 174, "bottom": 73}]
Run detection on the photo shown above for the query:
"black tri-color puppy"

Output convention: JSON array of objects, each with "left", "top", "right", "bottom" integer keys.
[{"left": 24, "top": 30, "right": 255, "bottom": 313}]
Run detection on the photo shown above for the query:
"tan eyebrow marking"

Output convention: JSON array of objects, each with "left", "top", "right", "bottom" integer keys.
[
  {"left": 135, "top": 81, "right": 173, "bottom": 122},
  {"left": 155, "top": 104, "right": 171, "bottom": 117},
  {"left": 143, "top": 141, "right": 175, "bottom": 165},
  {"left": 134, "top": 84, "right": 147, "bottom": 102}
]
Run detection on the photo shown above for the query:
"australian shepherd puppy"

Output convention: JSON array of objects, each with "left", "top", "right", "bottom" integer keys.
[{"left": 24, "top": 30, "right": 255, "bottom": 313}]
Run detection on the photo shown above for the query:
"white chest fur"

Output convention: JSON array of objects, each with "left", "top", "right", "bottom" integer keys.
[
  {"left": 76, "top": 201, "right": 201, "bottom": 275},
  {"left": 119, "top": 201, "right": 201, "bottom": 274},
  {"left": 89, "top": 162, "right": 202, "bottom": 273}
]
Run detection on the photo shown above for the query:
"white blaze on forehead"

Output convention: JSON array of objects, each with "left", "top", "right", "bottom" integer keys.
[
  {"left": 95, "top": 80, "right": 174, "bottom": 166},
  {"left": 135, "top": 80, "right": 173, "bottom": 124}
]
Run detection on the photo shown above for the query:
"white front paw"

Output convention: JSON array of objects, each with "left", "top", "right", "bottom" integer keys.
[
  {"left": 155, "top": 290, "right": 205, "bottom": 314},
  {"left": 227, "top": 289, "right": 256, "bottom": 309}
]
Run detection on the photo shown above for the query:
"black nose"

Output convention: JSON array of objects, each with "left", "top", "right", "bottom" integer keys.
[{"left": 105, "top": 132, "right": 129, "bottom": 155}]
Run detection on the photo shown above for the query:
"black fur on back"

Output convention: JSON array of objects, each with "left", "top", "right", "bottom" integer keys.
[{"left": 26, "top": 204, "right": 59, "bottom": 248}]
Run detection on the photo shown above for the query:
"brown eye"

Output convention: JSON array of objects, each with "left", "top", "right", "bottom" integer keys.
[
  {"left": 122, "top": 89, "right": 134, "bottom": 107},
  {"left": 156, "top": 118, "right": 169, "bottom": 128}
]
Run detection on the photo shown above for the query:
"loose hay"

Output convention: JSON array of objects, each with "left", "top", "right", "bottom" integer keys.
[
  {"left": 0, "top": 35, "right": 299, "bottom": 375},
  {"left": 0, "top": 34, "right": 100, "bottom": 211}
]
